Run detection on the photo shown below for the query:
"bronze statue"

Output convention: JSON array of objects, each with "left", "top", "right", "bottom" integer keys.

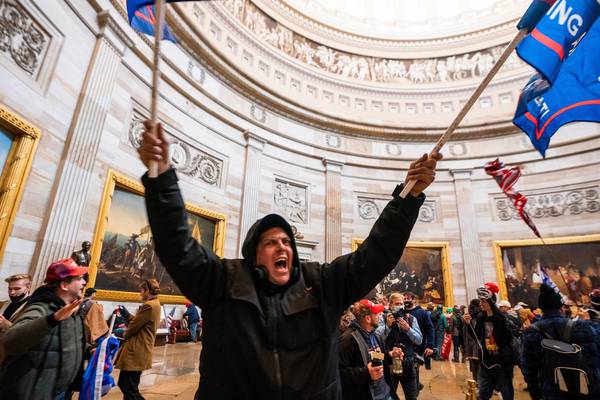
[{"left": 71, "top": 241, "right": 91, "bottom": 266}]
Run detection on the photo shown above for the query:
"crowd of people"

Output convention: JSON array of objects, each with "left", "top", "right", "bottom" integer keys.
[
  {"left": 0, "top": 260, "right": 166, "bottom": 400},
  {"left": 339, "top": 282, "right": 600, "bottom": 400},
  {"left": 1, "top": 122, "right": 599, "bottom": 400}
]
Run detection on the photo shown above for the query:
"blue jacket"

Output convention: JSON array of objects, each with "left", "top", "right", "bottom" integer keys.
[
  {"left": 183, "top": 304, "right": 200, "bottom": 323},
  {"left": 521, "top": 311, "right": 600, "bottom": 400},
  {"left": 408, "top": 306, "right": 434, "bottom": 354}
]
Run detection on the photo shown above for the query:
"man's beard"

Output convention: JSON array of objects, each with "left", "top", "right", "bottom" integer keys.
[{"left": 9, "top": 293, "right": 27, "bottom": 303}]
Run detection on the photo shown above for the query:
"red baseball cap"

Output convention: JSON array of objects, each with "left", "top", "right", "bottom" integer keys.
[
  {"left": 44, "top": 258, "right": 88, "bottom": 284},
  {"left": 358, "top": 299, "right": 385, "bottom": 314}
]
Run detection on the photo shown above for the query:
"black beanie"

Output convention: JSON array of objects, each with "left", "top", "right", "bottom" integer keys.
[{"left": 538, "top": 284, "right": 563, "bottom": 311}]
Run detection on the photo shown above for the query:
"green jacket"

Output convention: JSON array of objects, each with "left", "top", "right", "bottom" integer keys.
[{"left": 0, "top": 286, "right": 85, "bottom": 399}]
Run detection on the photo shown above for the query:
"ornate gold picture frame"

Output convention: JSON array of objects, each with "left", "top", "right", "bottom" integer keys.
[
  {"left": 88, "top": 170, "right": 226, "bottom": 303},
  {"left": 352, "top": 239, "right": 454, "bottom": 306},
  {"left": 493, "top": 234, "right": 600, "bottom": 305},
  {"left": 0, "top": 105, "right": 40, "bottom": 261}
]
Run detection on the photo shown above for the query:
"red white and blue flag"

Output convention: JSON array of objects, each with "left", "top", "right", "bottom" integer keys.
[
  {"left": 126, "top": 1, "right": 207, "bottom": 42},
  {"left": 485, "top": 159, "right": 541, "bottom": 238},
  {"left": 79, "top": 335, "right": 120, "bottom": 400}
]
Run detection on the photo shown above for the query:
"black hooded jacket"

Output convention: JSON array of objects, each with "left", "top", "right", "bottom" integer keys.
[{"left": 143, "top": 169, "right": 424, "bottom": 400}]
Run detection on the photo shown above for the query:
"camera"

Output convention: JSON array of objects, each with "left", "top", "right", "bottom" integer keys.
[{"left": 392, "top": 308, "right": 406, "bottom": 319}]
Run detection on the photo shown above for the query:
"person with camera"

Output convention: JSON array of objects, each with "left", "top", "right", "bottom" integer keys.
[
  {"left": 339, "top": 300, "right": 404, "bottom": 400},
  {"left": 384, "top": 293, "right": 423, "bottom": 400}
]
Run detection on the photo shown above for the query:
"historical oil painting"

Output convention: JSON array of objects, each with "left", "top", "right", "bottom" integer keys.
[
  {"left": 89, "top": 171, "right": 226, "bottom": 302},
  {"left": 495, "top": 235, "right": 600, "bottom": 307}
]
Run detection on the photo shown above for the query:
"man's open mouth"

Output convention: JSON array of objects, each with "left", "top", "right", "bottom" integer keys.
[{"left": 275, "top": 258, "right": 287, "bottom": 270}]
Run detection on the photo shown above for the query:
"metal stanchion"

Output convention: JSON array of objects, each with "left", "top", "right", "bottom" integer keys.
[{"left": 466, "top": 379, "right": 477, "bottom": 400}]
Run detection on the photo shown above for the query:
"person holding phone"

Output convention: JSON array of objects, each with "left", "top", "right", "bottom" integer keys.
[{"left": 339, "top": 300, "right": 403, "bottom": 400}]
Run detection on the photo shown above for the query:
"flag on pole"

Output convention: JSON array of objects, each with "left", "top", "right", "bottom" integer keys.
[
  {"left": 162, "top": 305, "right": 177, "bottom": 342},
  {"left": 484, "top": 159, "right": 541, "bottom": 238},
  {"left": 166, "top": 306, "right": 176, "bottom": 327},
  {"left": 127, "top": 2, "right": 177, "bottom": 42},
  {"left": 79, "top": 335, "right": 120, "bottom": 400},
  {"left": 513, "top": 17, "right": 600, "bottom": 157},
  {"left": 126, "top": 0, "right": 213, "bottom": 42},
  {"left": 517, "top": 0, "right": 558, "bottom": 32},
  {"left": 516, "top": 0, "right": 600, "bottom": 84}
]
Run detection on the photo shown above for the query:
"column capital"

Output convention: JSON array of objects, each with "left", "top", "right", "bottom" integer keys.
[
  {"left": 244, "top": 130, "right": 266, "bottom": 151},
  {"left": 97, "top": 10, "right": 134, "bottom": 56},
  {"left": 450, "top": 168, "right": 473, "bottom": 181},
  {"left": 322, "top": 158, "right": 344, "bottom": 173}
]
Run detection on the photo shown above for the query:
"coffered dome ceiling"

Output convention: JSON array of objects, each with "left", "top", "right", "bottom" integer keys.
[
  {"left": 163, "top": 0, "right": 536, "bottom": 139},
  {"left": 280, "top": 0, "right": 528, "bottom": 40}
]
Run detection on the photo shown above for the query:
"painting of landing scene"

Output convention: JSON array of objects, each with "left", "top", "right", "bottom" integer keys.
[
  {"left": 497, "top": 236, "right": 600, "bottom": 307},
  {"left": 94, "top": 185, "right": 218, "bottom": 297}
]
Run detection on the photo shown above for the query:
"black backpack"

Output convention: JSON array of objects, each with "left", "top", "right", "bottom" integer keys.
[{"left": 531, "top": 319, "right": 595, "bottom": 397}]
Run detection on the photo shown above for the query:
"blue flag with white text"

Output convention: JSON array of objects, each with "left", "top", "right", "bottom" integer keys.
[
  {"left": 513, "top": 17, "right": 600, "bottom": 157},
  {"left": 79, "top": 335, "right": 120, "bottom": 400},
  {"left": 517, "top": 0, "right": 557, "bottom": 32},
  {"left": 516, "top": 0, "right": 600, "bottom": 84}
]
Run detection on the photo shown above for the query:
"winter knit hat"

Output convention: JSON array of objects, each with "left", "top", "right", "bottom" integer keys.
[
  {"left": 477, "top": 282, "right": 500, "bottom": 304},
  {"left": 590, "top": 288, "right": 600, "bottom": 311},
  {"left": 538, "top": 283, "right": 563, "bottom": 311}
]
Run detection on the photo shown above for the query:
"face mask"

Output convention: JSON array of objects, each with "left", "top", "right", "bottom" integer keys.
[
  {"left": 404, "top": 301, "right": 414, "bottom": 308},
  {"left": 392, "top": 305, "right": 404, "bottom": 313},
  {"left": 9, "top": 293, "right": 26, "bottom": 303}
]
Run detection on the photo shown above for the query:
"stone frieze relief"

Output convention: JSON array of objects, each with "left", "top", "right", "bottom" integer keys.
[
  {"left": 129, "top": 117, "right": 223, "bottom": 187},
  {"left": 220, "top": 0, "right": 525, "bottom": 85},
  {"left": 0, "top": 0, "right": 48, "bottom": 76},
  {"left": 273, "top": 179, "right": 308, "bottom": 224},
  {"left": 493, "top": 185, "right": 600, "bottom": 221},
  {"left": 358, "top": 196, "right": 437, "bottom": 223}
]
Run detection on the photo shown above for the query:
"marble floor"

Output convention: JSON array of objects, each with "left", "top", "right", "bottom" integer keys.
[{"left": 105, "top": 343, "right": 530, "bottom": 399}]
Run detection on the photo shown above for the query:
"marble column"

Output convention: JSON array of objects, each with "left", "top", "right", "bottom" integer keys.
[
  {"left": 323, "top": 159, "right": 344, "bottom": 262},
  {"left": 31, "top": 11, "right": 132, "bottom": 284},
  {"left": 451, "top": 169, "right": 484, "bottom": 300},
  {"left": 237, "top": 131, "right": 266, "bottom": 256}
]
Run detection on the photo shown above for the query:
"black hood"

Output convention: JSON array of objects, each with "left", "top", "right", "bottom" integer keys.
[
  {"left": 241, "top": 213, "right": 301, "bottom": 285},
  {"left": 26, "top": 285, "right": 66, "bottom": 308}
]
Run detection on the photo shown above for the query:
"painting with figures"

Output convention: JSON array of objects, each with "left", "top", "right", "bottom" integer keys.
[
  {"left": 497, "top": 236, "right": 600, "bottom": 307},
  {"left": 352, "top": 240, "right": 453, "bottom": 306},
  {"left": 90, "top": 171, "right": 226, "bottom": 302}
]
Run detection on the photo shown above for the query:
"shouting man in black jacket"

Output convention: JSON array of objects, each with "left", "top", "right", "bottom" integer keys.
[{"left": 137, "top": 122, "right": 441, "bottom": 400}]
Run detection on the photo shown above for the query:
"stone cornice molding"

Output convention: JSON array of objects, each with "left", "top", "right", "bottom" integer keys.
[
  {"left": 450, "top": 169, "right": 474, "bottom": 180},
  {"left": 244, "top": 130, "right": 267, "bottom": 151},
  {"left": 97, "top": 9, "right": 134, "bottom": 55},
  {"left": 322, "top": 158, "right": 344, "bottom": 173}
]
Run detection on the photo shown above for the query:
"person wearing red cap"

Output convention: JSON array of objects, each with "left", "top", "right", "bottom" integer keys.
[
  {"left": 0, "top": 258, "right": 88, "bottom": 400},
  {"left": 339, "top": 299, "right": 403, "bottom": 400}
]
